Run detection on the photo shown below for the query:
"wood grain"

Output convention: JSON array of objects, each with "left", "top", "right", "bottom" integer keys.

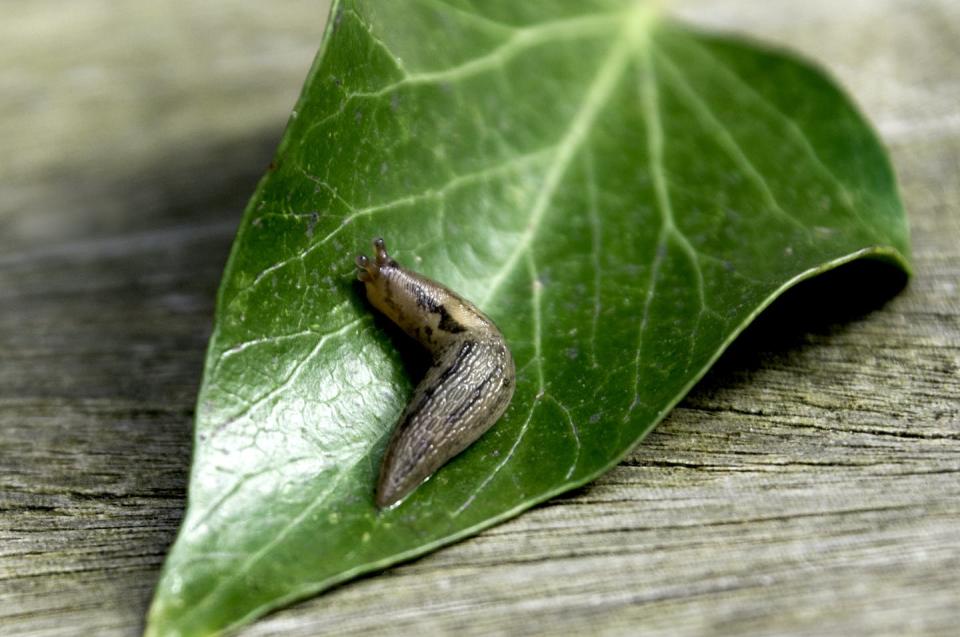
[{"left": 1, "top": 1, "right": 957, "bottom": 635}]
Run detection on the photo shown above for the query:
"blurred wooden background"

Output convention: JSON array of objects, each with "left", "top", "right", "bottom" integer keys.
[{"left": 1, "top": 1, "right": 958, "bottom": 635}]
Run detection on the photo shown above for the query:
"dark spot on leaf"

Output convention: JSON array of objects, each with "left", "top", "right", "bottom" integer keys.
[{"left": 306, "top": 212, "right": 320, "bottom": 238}]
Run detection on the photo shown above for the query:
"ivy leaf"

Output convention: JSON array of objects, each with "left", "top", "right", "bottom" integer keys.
[{"left": 146, "top": 1, "right": 910, "bottom": 635}]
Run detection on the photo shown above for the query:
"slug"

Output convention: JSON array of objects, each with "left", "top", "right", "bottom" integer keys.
[{"left": 356, "top": 238, "right": 516, "bottom": 508}]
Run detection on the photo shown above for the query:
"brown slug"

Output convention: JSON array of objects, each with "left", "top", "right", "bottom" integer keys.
[{"left": 356, "top": 238, "right": 516, "bottom": 508}]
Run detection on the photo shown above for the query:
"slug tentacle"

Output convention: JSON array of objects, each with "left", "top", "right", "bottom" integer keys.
[{"left": 356, "top": 238, "right": 516, "bottom": 508}]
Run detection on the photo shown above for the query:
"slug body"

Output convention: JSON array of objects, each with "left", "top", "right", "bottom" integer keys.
[{"left": 356, "top": 238, "right": 516, "bottom": 508}]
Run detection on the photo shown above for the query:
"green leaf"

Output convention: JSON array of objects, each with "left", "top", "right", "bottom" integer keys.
[{"left": 146, "top": 1, "right": 910, "bottom": 634}]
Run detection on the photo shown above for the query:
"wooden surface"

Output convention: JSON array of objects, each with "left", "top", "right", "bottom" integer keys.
[{"left": 1, "top": 1, "right": 958, "bottom": 635}]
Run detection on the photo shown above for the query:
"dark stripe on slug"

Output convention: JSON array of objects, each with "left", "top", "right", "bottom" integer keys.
[
  {"left": 444, "top": 366, "right": 499, "bottom": 425},
  {"left": 432, "top": 340, "right": 476, "bottom": 387},
  {"left": 381, "top": 276, "right": 402, "bottom": 314},
  {"left": 409, "top": 279, "right": 466, "bottom": 333},
  {"left": 413, "top": 282, "right": 441, "bottom": 312},
  {"left": 436, "top": 305, "right": 466, "bottom": 333},
  {"left": 394, "top": 341, "right": 476, "bottom": 436}
]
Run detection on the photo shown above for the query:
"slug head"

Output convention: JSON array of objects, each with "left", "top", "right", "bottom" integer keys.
[
  {"left": 355, "top": 237, "right": 394, "bottom": 280},
  {"left": 356, "top": 238, "right": 403, "bottom": 323}
]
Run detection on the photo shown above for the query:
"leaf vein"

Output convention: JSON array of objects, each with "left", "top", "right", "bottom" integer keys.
[
  {"left": 479, "top": 22, "right": 638, "bottom": 309},
  {"left": 677, "top": 37, "right": 888, "bottom": 245},
  {"left": 584, "top": 149, "right": 603, "bottom": 369},
  {"left": 546, "top": 394, "right": 581, "bottom": 480},
  {"left": 236, "top": 147, "right": 554, "bottom": 303},
  {"left": 206, "top": 317, "right": 367, "bottom": 440},
  {"left": 656, "top": 49, "right": 811, "bottom": 237},
  {"left": 298, "top": 12, "right": 618, "bottom": 145},
  {"left": 179, "top": 427, "right": 392, "bottom": 624}
]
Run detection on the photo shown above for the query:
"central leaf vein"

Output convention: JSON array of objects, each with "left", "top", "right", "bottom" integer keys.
[{"left": 479, "top": 17, "right": 643, "bottom": 309}]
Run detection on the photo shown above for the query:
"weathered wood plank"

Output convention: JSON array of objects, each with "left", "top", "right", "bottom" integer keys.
[{"left": 1, "top": 1, "right": 958, "bottom": 636}]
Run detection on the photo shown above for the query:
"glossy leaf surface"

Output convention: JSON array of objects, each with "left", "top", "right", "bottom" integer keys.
[{"left": 147, "top": 1, "right": 910, "bottom": 634}]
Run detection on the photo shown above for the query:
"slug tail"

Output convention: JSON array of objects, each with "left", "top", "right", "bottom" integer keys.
[{"left": 375, "top": 339, "right": 515, "bottom": 509}]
